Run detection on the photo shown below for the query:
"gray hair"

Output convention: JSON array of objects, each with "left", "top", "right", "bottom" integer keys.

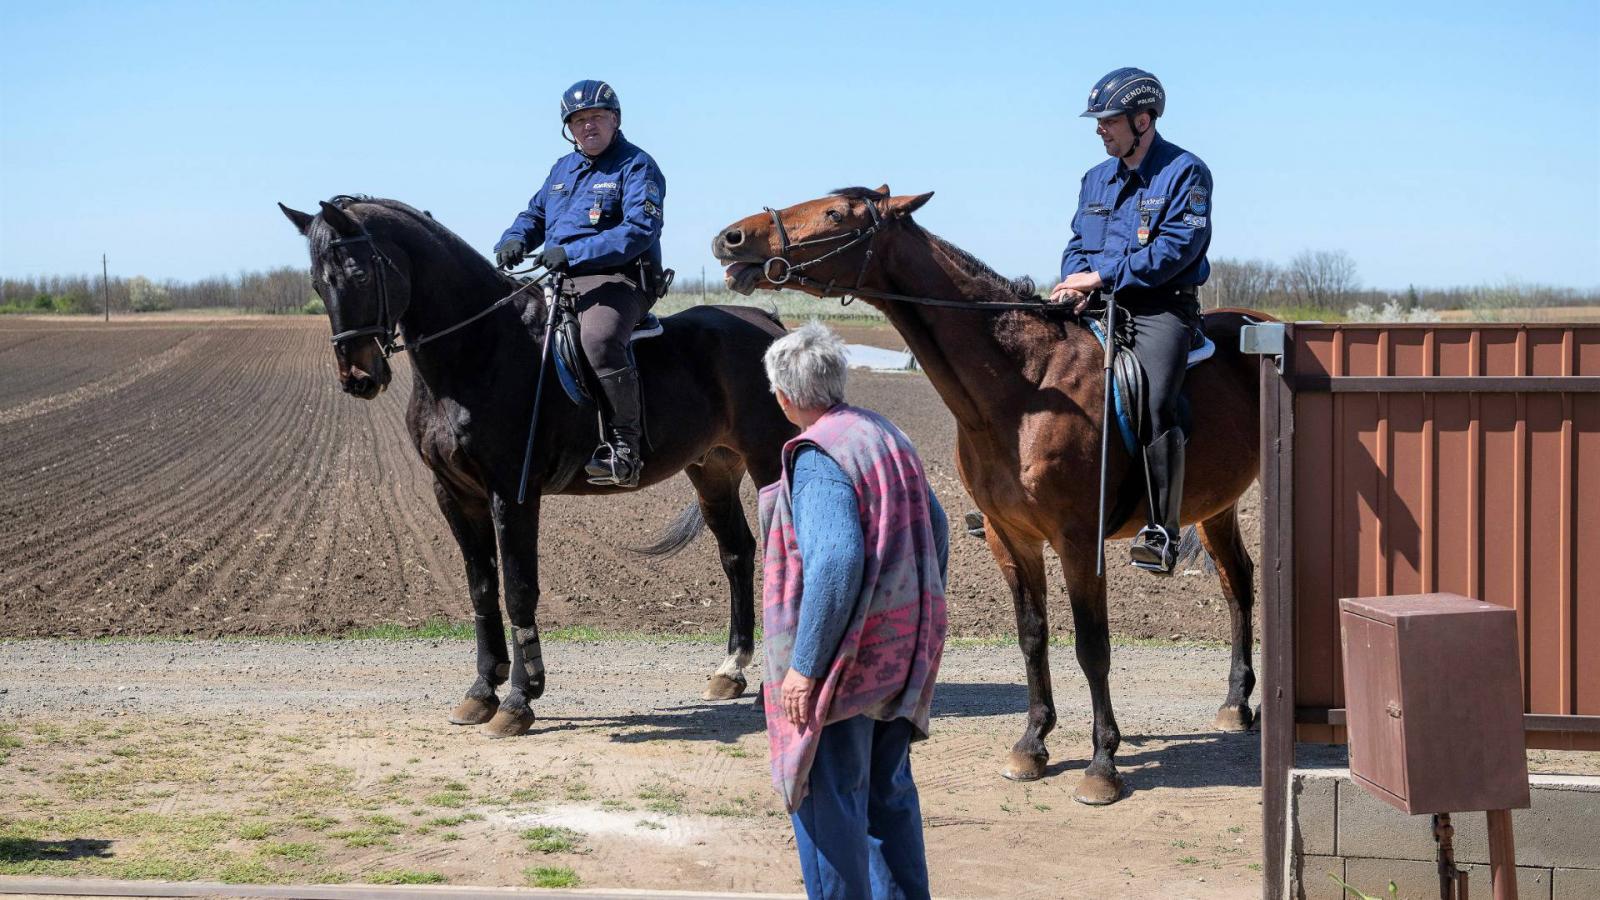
[{"left": 763, "top": 320, "right": 848, "bottom": 410}]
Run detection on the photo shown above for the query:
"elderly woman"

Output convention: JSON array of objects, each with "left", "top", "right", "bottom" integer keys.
[{"left": 758, "top": 322, "right": 949, "bottom": 900}]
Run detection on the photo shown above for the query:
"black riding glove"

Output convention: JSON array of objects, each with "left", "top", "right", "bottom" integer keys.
[
  {"left": 494, "top": 239, "right": 525, "bottom": 269},
  {"left": 538, "top": 244, "right": 568, "bottom": 272}
]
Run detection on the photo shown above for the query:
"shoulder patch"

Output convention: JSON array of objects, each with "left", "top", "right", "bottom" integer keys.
[
  {"left": 551, "top": 182, "right": 565, "bottom": 192},
  {"left": 1188, "top": 187, "right": 1209, "bottom": 215},
  {"left": 1182, "top": 213, "right": 1208, "bottom": 228},
  {"left": 645, "top": 181, "right": 661, "bottom": 199},
  {"left": 643, "top": 199, "right": 661, "bottom": 218}
]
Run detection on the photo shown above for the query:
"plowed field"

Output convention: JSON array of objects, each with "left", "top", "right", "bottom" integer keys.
[{"left": 0, "top": 314, "right": 1256, "bottom": 643}]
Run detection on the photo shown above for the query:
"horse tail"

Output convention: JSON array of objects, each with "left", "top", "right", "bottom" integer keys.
[
  {"left": 629, "top": 502, "right": 705, "bottom": 557},
  {"left": 1174, "top": 525, "right": 1217, "bottom": 575}
]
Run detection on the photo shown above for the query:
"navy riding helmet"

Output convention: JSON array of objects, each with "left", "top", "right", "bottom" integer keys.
[
  {"left": 560, "top": 79, "right": 620, "bottom": 122},
  {"left": 1081, "top": 67, "right": 1165, "bottom": 120}
]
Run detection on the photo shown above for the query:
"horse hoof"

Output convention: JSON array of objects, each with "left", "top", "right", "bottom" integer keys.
[
  {"left": 1001, "top": 750, "right": 1048, "bottom": 782},
  {"left": 1073, "top": 773, "right": 1125, "bottom": 806},
  {"left": 480, "top": 708, "right": 535, "bottom": 738},
  {"left": 702, "top": 673, "right": 747, "bottom": 701},
  {"left": 1214, "top": 704, "right": 1255, "bottom": 733},
  {"left": 449, "top": 696, "right": 499, "bottom": 726}
]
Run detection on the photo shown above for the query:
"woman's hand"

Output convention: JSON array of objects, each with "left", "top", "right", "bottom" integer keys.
[{"left": 780, "top": 668, "right": 817, "bottom": 729}]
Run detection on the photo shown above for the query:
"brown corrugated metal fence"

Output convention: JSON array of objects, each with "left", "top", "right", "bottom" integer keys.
[{"left": 1257, "top": 322, "right": 1600, "bottom": 898}]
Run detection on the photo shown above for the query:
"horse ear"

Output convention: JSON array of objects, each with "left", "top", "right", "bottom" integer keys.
[
  {"left": 874, "top": 184, "right": 891, "bottom": 196},
  {"left": 884, "top": 191, "right": 934, "bottom": 218},
  {"left": 318, "top": 200, "right": 361, "bottom": 238},
  {"left": 279, "top": 203, "right": 315, "bottom": 236}
]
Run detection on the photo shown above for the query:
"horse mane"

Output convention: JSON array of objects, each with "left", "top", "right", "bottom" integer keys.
[
  {"left": 830, "top": 187, "right": 1038, "bottom": 302},
  {"left": 325, "top": 195, "right": 518, "bottom": 290}
]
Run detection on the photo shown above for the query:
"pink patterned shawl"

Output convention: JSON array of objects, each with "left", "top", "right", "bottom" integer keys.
[{"left": 758, "top": 404, "right": 947, "bottom": 811}]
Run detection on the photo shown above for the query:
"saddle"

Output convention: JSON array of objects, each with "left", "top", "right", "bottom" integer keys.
[
  {"left": 1085, "top": 314, "right": 1213, "bottom": 455},
  {"left": 551, "top": 312, "right": 665, "bottom": 407}
]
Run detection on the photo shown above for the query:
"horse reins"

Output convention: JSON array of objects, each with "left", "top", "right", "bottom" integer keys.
[
  {"left": 323, "top": 198, "right": 549, "bottom": 358},
  {"left": 760, "top": 200, "right": 1069, "bottom": 314}
]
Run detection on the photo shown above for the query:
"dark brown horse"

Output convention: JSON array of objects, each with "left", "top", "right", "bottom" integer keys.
[
  {"left": 281, "top": 196, "right": 795, "bottom": 737},
  {"left": 713, "top": 186, "right": 1261, "bottom": 804}
]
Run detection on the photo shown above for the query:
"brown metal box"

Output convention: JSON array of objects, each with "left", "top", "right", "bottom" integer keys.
[{"left": 1339, "top": 592, "right": 1531, "bottom": 814}]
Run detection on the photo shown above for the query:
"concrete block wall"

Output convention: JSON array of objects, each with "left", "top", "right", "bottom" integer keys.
[{"left": 1287, "top": 769, "right": 1600, "bottom": 900}]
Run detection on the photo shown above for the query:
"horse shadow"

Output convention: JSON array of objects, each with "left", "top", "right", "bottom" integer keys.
[
  {"left": 933, "top": 682, "right": 1353, "bottom": 795},
  {"left": 0, "top": 837, "right": 113, "bottom": 863},
  {"left": 530, "top": 697, "right": 768, "bottom": 745}
]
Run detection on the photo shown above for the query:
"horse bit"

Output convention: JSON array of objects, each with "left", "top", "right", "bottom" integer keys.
[{"left": 760, "top": 196, "right": 883, "bottom": 298}]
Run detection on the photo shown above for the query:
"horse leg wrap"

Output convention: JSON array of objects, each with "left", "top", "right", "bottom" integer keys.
[{"left": 512, "top": 627, "right": 543, "bottom": 675}]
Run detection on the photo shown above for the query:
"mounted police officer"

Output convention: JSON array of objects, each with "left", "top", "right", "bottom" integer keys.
[
  {"left": 1049, "top": 68, "right": 1212, "bottom": 575},
  {"left": 494, "top": 79, "right": 666, "bottom": 488}
]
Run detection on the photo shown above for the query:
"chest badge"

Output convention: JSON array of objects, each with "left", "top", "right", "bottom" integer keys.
[
  {"left": 588, "top": 202, "right": 602, "bottom": 226},
  {"left": 1137, "top": 212, "right": 1152, "bottom": 246}
]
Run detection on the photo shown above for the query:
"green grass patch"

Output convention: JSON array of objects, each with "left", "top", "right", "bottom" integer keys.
[
  {"left": 426, "top": 813, "right": 482, "bottom": 827},
  {"left": 704, "top": 795, "right": 759, "bottom": 818},
  {"left": 636, "top": 783, "right": 686, "bottom": 815},
  {"left": 218, "top": 857, "right": 282, "bottom": 884},
  {"left": 344, "top": 619, "right": 474, "bottom": 641},
  {"left": 237, "top": 822, "right": 274, "bottom": 841},
  {"left": 289, "top": 813, "right": 338, "bottom": 832},
  {"left": 525, "top": 865, "right": 579, "bottom": 888},
  {"left": 258, "top": 842, "right": 320, "bottom": 861},
  {"left": 368, "top": 870, "right": 447, "bottom": 885},
  {"left": 944, "top": 632, "right": 1229, "bottom": 651},
  {"left": 521, "top": 826, "right": 583, "bottom": 854},
  {"left": 424, "top": 790, "right": 471, "bottom": 808},
  {"left": 1258, "top": 305, "right": 1348, "bottom": 323}
]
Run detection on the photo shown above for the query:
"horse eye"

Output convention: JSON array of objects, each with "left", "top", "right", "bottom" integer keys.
[
  {"left": 826, "top": 209, "right": 844, "bottom": 223},
  {"left": 352, "top": 269, "right": 369, "bottom": 284}
]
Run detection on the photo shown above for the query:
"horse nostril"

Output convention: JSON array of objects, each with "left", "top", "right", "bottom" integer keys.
[{"left": 724, "top": 228, "right": 744, "bottom": 247}]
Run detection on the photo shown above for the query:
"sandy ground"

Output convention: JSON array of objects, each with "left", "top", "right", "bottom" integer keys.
[{"left": 0, "top": 637, "right": 1291, "bottom": 898}]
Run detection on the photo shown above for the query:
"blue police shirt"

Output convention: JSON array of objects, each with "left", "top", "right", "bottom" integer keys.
[
  {"left": 498, "top": 132, "right": 665, "bottom": 274},
  {"left": 1060, "top": 133, "right": 1211, "bottom": 291}
]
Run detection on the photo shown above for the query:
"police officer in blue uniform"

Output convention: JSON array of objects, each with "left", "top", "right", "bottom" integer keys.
[
  {"left": 494, "top": 80, "right": 666, "bottom": 488},
  {"left": 1049, "top": 68, "right": 1212, "bottom": 574}
]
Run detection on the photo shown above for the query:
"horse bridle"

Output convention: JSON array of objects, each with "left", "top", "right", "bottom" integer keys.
[
  {"left": 325, "top": 200, "right": 406, "bottom": 356},
  {"left": 321, "top": 197, "right": 545, "bottom": 358},
  {"left": 758, "top": 197, "right": 1066, "bottom": 313},
  {"left": 761, "top": 197, "right": 884, "bottom": 296}
]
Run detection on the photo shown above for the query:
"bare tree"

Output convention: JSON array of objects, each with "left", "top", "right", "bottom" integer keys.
[
  {"left": 1201, "top": 258, "right": 1282, "bottom": 310},
  {"left": 1286, "top": 249, "right": 1360, "bottom": 311}
]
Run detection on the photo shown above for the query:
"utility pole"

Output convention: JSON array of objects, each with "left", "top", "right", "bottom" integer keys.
[
  {"left": 700, "top": 265, "right": 706, "bottom": 305},
  {"left": 102, "top": 255, "right": 110, "bottom": 322}
]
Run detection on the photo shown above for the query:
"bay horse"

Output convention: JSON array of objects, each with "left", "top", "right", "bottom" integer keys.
[
  {"left": 712, "top": 186, "right": 1260, "bottom": 804},
  {"left": 280, "top": 196, "right": 794, "bottom": 737}
]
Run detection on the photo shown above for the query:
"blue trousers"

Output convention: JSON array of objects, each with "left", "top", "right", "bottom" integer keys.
[{"left": 790, "top": 715, "right": 931, "bottom": 900}]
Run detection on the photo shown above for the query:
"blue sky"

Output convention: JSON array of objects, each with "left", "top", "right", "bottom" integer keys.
[{"left": 2, "top": 0, "right": 1596, "bottom": 290}]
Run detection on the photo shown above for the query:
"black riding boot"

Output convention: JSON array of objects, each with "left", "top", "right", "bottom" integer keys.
[
  {"left": 1130, "top": 427, "right": 1186, "bottom": 575},
  {"left": 586, "top": 366, "right": 644, "bottom": 488}
]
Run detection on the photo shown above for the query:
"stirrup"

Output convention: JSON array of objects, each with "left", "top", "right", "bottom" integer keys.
[
  {"left": 585, "top": 441, "right": 641, "bottom": 488},
  {"left": 1129, "top": 525, "right": 1178, "bottom": 575}
]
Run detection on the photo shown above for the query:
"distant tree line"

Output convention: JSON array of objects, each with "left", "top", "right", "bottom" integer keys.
[
  {"left": 0, "top": 267, "right": 316, "bottom": 315},
  {"left": 6, "top": 254, "right": 1594, "bottom": 319},
  {"left": 1199, "top": 250, "right": 1598, "bottom": 316}
]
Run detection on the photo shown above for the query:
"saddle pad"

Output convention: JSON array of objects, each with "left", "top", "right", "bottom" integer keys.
[
  {"left": 1085, "top": 320, "right": 1214, "bottom": 370},
  {"left": 630, "top": 313, "right": 663, "bottom": 341},
  {"left": 1087, "top": 319, "right": 1208, "bottom": 454}
]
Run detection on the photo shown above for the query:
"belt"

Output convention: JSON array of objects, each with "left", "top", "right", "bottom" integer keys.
[{"left": 1117, "top": 285, "right": 1198, "bottom": 302}]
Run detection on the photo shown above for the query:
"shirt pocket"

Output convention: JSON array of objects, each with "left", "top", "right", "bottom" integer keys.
[{"left": 1079, "top": 205, "right": 1111, "bottom": 251}]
